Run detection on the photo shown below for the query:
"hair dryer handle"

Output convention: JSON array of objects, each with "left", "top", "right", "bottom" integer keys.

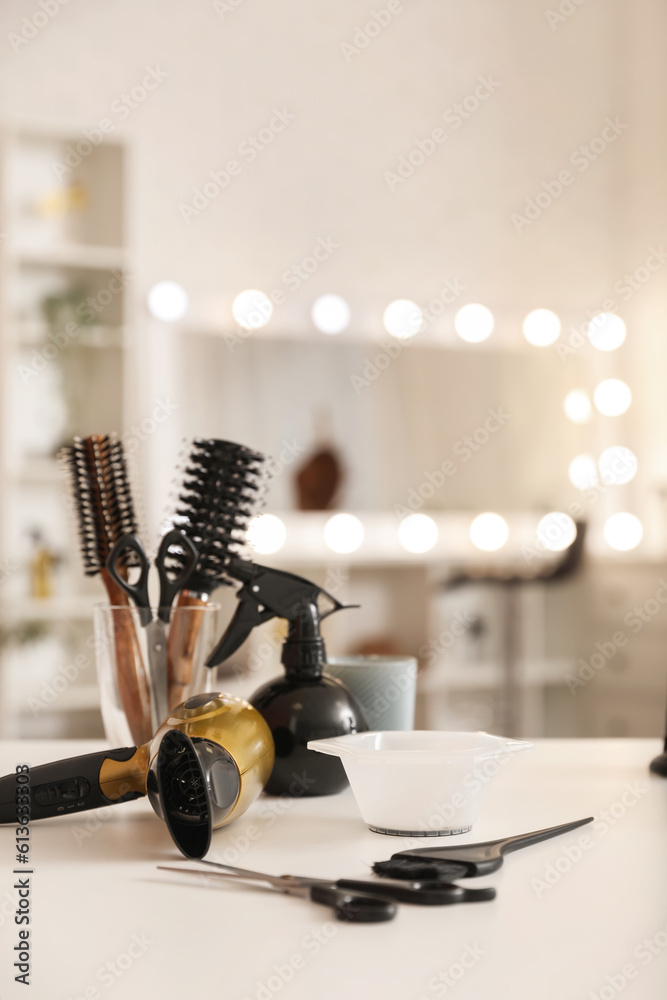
[{"left": 0, "top": 747, "right": 143, "bottom": 823}]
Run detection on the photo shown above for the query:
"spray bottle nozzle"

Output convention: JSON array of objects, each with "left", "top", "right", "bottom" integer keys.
[{"left": 205, "top": 559, "right": 358, "bottom": 668}]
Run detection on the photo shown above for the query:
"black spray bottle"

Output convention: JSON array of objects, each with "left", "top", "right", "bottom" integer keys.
[{"left": 206, "top": 560, "right": 368, "bottom": 795}]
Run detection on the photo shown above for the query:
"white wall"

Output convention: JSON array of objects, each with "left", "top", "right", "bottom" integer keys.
[
  {"left": 0, "top": 0, "right": 623, "bottom": 313},
  {"left": 2, "top": 0, "right": 666, "bottom": 535}
]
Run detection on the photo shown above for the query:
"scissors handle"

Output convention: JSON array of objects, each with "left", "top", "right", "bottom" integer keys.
[
  {"left": 336, "top": 878, "right": 495, "bottom": 906},
  {"left": 154, "top": 529, "right": 199, "bottom": 623},
  {"left": 309, "top": 884, "right": 396, "bottom": 923},
  {"left": 106, "top": 535, "right": 152, "bottom": 626}
]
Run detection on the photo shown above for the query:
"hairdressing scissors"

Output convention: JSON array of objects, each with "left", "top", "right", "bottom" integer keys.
[
  {"left": 158, "top": 858, "right": 494, "bottom": 921},
  {"left": 106, "top": 530, "right": 198, "bottom": 730}
]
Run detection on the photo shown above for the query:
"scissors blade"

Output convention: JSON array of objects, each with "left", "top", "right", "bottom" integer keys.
[
  {"left": 157, "top": 866, "right": 310, "bottom": 898},
  {"left": 156, "top": 867, "right": 397, "bottom": 921},
  {"left": 145, "top": 619, "right": 169, "bottom": 728},
  {"left": 197, "top": 859, "right": 313, "bottom": 893}
]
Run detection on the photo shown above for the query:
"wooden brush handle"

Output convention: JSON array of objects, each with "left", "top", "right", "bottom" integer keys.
[
  {"left": 166, "top": 591, "right": 208, "bottom": 710},
  {"left": 101, "top": 570, "right": 153, "bottom": 745}
]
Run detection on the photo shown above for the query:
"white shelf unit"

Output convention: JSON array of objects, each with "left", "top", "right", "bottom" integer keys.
[{"left": 0, "top": 125, "right": 133, "bottom": 738}]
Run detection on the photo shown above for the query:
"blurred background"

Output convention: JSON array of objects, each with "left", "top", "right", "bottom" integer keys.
[{"left": 0, "top": 0, "right": 666, "bottom": 741}]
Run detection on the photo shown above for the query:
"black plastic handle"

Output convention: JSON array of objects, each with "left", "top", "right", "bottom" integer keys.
[
  {"left": 337, "top": 878, "right": 495, "bottom": 906},
  {"left": 498, "top": 817, "right": 595, "bottom": 857},
  {"left": 205, "top": 591, "right": 274, "bottom": 666},
  {"left": 106, "top": 534, "right": 152, "bottom": 626},
  {"left": 392, "top": 817, "right": 596, "bottom": 877},
  {"left": 310, "top": 884, "right": 396, "bottom": 922},
  {"left": 0, "top": 747, "right": 141, "bottom": 823},
  {"left": 155, "top": 529, "right": 199, "bottom": 623}
]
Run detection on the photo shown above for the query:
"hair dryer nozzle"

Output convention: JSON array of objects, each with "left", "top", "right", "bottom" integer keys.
[{"left": 147, "top": 728, "right": 243, "bottom": 859}]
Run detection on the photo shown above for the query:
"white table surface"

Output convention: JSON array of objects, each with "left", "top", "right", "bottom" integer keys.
[{"left": 0, "top": 738, "right": 665, "bottom": 999}]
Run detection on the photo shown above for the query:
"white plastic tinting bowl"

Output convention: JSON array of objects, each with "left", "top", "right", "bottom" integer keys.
[{"left": 307, "top": 731, "right": 533, "bottom": 836}]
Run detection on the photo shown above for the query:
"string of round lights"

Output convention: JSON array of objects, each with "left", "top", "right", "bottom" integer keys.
[{"left": 147, "top": 283, "right": 639, "bottom": 554}]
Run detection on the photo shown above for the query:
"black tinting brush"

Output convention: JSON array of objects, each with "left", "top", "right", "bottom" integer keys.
[{"left": 372, "top": 817, "right": 594, "bottom": 881}]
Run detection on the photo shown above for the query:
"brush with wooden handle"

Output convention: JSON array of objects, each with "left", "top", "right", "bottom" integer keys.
[
  {"left": 60, "top": 434, "right": 152, "bottom": 745},
  {"left": 165, "top": 439, "right": 268, "bottom": 709}
]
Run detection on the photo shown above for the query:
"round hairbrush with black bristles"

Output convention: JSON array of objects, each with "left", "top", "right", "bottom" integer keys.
[
  {"left": 170, "top": 438, "right": 267, "bottom": 588},
  {"left": 59, "top": 434, "right": 152, "bottom": 744},
  {"left": 60, "top": 434, "right": 140, "bottom": 576},
  {"left": 166, "top": 439, "right": 269, "bottom": 708}
]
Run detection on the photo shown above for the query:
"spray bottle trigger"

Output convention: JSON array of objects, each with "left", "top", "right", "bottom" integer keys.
[{"left": 205, "top": 591, "right": 275, "bottom": 667}]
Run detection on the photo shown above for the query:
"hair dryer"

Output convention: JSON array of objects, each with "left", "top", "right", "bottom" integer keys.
[{"left": 0, "top": 693, "right": 274, "bottom": 858}]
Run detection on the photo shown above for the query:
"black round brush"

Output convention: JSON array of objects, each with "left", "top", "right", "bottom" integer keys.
[
  {"left": 59, "top": 434, "right": 151, "bottom": 744},
  {"left": 165, "top": 439, "right": 268, "bottom": 708}
]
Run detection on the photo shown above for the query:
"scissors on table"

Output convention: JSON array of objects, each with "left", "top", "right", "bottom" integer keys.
[
  {"left": 106, "top": 530, "right": 198, "bottom": 731},
  {"left": 157, "top": 859, "right": 495, "bottom": 922}
]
